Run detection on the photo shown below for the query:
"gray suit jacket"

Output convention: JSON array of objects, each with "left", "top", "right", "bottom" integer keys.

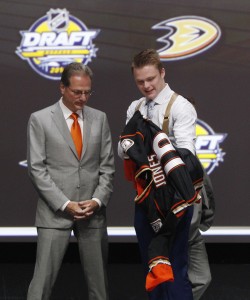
[
  {"left": 27, "top": 101, "right": 115, "bottom": 229},
  {"left": 189, "top": 170, "right": 215, "bottom": 241}
]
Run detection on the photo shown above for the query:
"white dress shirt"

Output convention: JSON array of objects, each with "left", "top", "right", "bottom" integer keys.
[
  {"left": 59, "top": 98, "right": 84, "bottom": 136},
  {"left": 59, "top": 99, "right": 102, "bottom": 210},
  {"left": 118, "top": 84, "right": 197, "bottom": 157}
]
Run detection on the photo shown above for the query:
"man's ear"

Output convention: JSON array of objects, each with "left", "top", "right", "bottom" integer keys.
[
  {"left": 160, "top": 68, "right": 165, "bottom": 78},
  {"left": 60, "top": 82, "right": 65, "bottom": 95}
]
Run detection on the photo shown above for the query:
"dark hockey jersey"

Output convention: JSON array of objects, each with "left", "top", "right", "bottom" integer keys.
[{"left": 120, "top": 110, "right": 203, "bottom": 291}]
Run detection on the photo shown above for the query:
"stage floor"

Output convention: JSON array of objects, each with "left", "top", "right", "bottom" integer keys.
[
  {"left": 1, "top": 263, "right": 250, "bottom": 299},
  {"left": 1, "top": 243, "right": 250, "bottom": 299}
]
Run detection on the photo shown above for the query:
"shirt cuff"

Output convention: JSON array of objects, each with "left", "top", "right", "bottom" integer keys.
[
  {"left": 92, "top": 198, "right": 102, "bottom": 208},
  {"left": 61, "top": 200, "right": 70, "bottom": 211}
]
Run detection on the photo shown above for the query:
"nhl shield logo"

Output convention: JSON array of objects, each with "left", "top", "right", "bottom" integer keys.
[
  {"left": 47, "top": 8, "right": 69, "bottom": 31},
  {"left": 121, "top": 139, "right": 134, "bottom": 153},
  {"left": 150, "top": 218, "right": 163, "bottom": 233}
]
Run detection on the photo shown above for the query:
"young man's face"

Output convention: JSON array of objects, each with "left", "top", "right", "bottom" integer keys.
[
  {"left": 60, "top": 74, "right": 92, "bottom": 112},
  {"left": 133, "top": 65, "right": 166, "bottom": 100}
]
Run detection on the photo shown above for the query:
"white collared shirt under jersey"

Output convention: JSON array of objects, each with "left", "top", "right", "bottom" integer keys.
[
  {"left": 126, "top": 84, "right": 197, "bottom": 154},
  {"left": 59, "top": 99, "right": 101, "bottom": 210}
]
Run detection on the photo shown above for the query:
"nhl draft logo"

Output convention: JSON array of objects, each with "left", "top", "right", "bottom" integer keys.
[
  {"left": 152, "top": 16, "right": 221, "bottom": 60},
  {"left": 195, "top": 119, "right": 227, "bottom": 174},
  {"left": 16, "top": 8, "right": 100, "bottom": 80}
]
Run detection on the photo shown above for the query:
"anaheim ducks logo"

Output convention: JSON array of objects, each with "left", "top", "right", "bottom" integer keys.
[
  {"left": 152, "top": 16, "right": 221, "bottom": 60},
  {"left": 16, "top": 8, "right": 100, "bottom": 80},
  {"left": 195, "top": 119, "right": 227, "bottom": 174}
]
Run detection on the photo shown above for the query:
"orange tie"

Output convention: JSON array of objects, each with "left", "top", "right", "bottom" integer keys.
[{"left": 70, "top": 113, "right": 82, "bottom": 159}]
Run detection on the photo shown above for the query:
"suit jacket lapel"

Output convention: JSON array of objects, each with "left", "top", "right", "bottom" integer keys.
[
  {"left": 81, "top": 106, "right": 93, "bottom": 159},
  {"left": 51, "top": 102, "right": 79, "bottom": 159}
]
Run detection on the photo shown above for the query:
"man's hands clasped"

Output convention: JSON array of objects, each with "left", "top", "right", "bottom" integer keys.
[{"left": 65, "top": 200, "right": 99, "bottom": 220}]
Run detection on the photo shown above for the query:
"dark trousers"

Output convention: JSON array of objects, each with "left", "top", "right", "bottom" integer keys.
[{"left": 134, "top": 205, "right": 193, "bottom": 300}]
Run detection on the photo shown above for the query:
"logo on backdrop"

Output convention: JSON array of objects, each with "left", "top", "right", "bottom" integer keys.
[
  {"left": 196, "top": 119, "right": 227, "bottom": 175},
  {"left": 152, "top": 16, "right": 221, "bottom": 60},
  {"left": 16, "top": 8, "right": 100, "bottom": 80}
]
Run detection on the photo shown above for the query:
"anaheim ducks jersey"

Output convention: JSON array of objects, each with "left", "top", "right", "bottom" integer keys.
[{"left": 120, "top": 110, "right": 203, "bottom": 291}]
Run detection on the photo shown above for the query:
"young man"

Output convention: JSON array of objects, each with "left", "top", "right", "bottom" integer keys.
[
  {"left": 27, "top": 63, "right": 115, "bottom": 300},
  {"left": 118, "top": 49, "right": 198, "bottom": 299}
]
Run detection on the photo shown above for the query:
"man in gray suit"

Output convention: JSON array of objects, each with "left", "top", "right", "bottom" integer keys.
[{"left": 27, "top": 63, "right": 115, "bottom": 300}]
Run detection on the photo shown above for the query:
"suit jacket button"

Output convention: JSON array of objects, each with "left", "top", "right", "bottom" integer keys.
[{"left": 77, "top": 185, "right": 80, "bottom": 189}]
